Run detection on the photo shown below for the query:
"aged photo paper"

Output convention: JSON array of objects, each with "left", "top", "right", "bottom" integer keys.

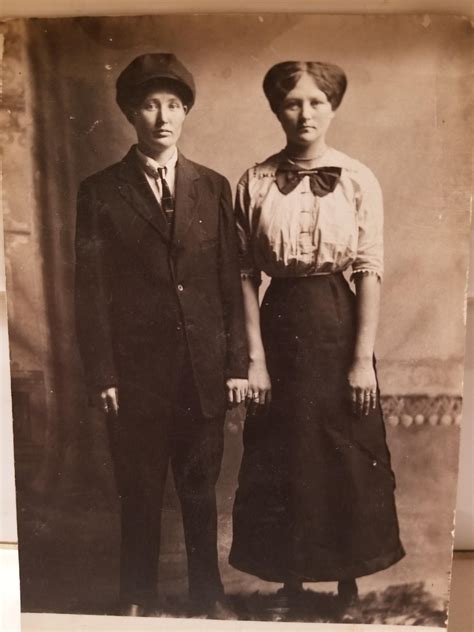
[{"left": 1, "top": 10, "right": 472, "bottom": 632}]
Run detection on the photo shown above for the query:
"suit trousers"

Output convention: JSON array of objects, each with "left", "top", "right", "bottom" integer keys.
[{"left": 108, "top": 333, "right": 225, "bottom": 608}]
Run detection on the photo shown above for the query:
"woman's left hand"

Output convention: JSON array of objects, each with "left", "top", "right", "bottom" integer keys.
[{"left": 347, "top": 358, "right": 378, "bottom": 416}]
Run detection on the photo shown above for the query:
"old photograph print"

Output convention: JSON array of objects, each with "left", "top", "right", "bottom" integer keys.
[{"left": 1, "top": 12, "right": 472, "bottom": 629}]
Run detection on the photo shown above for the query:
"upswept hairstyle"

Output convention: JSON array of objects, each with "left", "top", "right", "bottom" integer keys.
[{"left": 263, "top": 61, "right": 347, "bottom": 113}]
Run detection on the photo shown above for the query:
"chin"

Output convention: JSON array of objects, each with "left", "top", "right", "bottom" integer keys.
[
  {"left": 294, "top": 136, "right": 317, "bottom": 147},
  {"left": 151, "top": 139, "right": 175, "bottom": 151}
]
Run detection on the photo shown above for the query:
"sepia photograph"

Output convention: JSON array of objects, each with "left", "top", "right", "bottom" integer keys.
[{"left": 1, "top": 11, "right": 472, "bottom": 630}]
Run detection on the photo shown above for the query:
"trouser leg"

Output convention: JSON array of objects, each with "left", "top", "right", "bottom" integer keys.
[
  {"left": 171, "top": 408, "right": 225, "bottom": 606},
  {"left": 109, "top": 410, "right": 170, "bottom": 607}
]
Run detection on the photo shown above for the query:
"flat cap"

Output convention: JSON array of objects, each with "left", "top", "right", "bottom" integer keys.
[{"left": 116, "top": 53, "right": 196, "bottom": 111}]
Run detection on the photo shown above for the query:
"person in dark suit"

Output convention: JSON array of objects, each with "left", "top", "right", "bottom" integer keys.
[{"left": 74, "top": 53, "right": 248, "bottom": 619}]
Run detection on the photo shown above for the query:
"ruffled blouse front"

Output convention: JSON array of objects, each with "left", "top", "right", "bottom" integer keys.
[{"left": 235, "top": 147, "right": 384, "bottom": 283}]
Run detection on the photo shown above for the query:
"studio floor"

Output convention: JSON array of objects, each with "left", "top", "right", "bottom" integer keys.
[{"left": 13, "top": 422, "right": 463, "bottom": 627}]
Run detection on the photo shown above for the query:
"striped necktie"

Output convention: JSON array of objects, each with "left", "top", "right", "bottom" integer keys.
[{"left": 156, "top": 167, "right": 175, "bottom": 227}]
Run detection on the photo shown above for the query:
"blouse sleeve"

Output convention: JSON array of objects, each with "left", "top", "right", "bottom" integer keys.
[
  {"left": 351, "top": 168, "right": 384, "bottom": 282},
  {"left": 234, "top": 169, "right": 262, "bottom": 285}
]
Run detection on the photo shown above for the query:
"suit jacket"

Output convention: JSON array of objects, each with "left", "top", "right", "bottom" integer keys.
[{"left": 75, "top": 146, "right": 248, "bottom": 418}]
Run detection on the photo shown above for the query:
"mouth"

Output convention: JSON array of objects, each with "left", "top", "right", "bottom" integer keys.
[
  {"left": 298, "top": 125, "right": 316, "bottom": 132},
  {"left": 153, "top": 129, "right": 172, "bottom": 137}
]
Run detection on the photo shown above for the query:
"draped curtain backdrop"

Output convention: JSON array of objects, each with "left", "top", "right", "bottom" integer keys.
[
  {"left": 21, "top": 14, "right": 472, "bottom": 496},
  {"left": 3, "top": 13, "right": 471, "bottom": 616}
]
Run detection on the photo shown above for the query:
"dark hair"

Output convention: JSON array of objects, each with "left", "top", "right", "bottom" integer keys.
[
  {"left": 263, "top": 61, "right": 347, "bottom": 113},
  {"left": 123, "top": 78, "right": 191, "bottom": 112}
]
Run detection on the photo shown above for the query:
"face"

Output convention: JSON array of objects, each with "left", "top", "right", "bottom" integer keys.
[
  {"left": 130, "top": 88, "right": 187, "bottom": 157},
  {"left": 277, "top": 73, "right": 335, "bottom": 149}
]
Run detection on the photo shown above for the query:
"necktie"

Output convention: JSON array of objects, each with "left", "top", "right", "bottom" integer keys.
[
  {"left": 275, "top": 162, "right": 342, "bottom": 197},
  {"left": 156, "top": 167, "right": 175, "bottom": 227},
  {"left": 142, "top": 161, "right": 175, "bottom": 228}
]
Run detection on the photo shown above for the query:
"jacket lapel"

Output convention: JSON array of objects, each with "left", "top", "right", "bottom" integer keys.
[
  {"left": 173, "top": 152, "right": 201, "bottom": 246},
  {"left": 116, "top": 147, "right": 170, "bottom": 243}
]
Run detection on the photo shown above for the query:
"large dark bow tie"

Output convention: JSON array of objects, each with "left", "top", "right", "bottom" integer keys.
[{"left": 275, "top": 162, "right": 342, "bottom": 196}]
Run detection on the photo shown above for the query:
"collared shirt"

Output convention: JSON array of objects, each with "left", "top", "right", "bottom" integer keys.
[
  {"left": 235, "top": 147, "right": 384, "bottom": 284},
  {"left": 135, "top": 145, "right": 178, "bottom": 201}
]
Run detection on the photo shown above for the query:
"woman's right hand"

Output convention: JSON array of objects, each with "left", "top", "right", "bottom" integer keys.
[{"left": 247, "top": 358, "right": 272, "bottom": 410}]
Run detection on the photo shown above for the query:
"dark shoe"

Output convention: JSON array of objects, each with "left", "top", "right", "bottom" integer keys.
[
  {"left": 119, "top": 602, "right": 146, "bottom": 617},
  {"left": 338, "top": 579, "right": 362, "bottom": 622},
  {"left": 264, "top": 587, "right": 302, "bottom": 622},
  {"left": 207, "top": 598, "right": 237, "bottom": 620},
  {"left": 277, "top": 585, "right": 305, "bottom": 604},
  {"left": 341, "top": 601, "right": 363, "bottom": 623},
  {"left": 144, "top": 606, "right": 165, "bottom": 618},
  {"left": 188, "top": 596, "right": 236, "bottom": 620}
]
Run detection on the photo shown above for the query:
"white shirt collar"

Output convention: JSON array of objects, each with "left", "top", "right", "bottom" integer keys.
[{"left": 135, "top": 145, "right": 178, "bottom": 174}]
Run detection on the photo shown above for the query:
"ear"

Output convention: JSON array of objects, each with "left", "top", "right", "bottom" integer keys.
[{"left": 183, "top": 104, "right": 189, "bottom": 115}]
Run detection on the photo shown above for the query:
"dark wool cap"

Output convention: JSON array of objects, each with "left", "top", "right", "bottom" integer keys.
[{"left": 116, "top": 53, "right": 196, "bottom": 112}]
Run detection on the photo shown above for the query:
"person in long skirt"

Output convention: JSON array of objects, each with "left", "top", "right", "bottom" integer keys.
[{"left": 229, "top": 61, "right": 405, "bottom": 617}]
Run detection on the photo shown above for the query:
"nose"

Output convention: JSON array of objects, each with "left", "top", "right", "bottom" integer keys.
[
  {"left": 300, "top": 101, "right": 313, "bottom": 121},
  {"left": 154, "top": 107, "right": 169, "bottom": 126}
]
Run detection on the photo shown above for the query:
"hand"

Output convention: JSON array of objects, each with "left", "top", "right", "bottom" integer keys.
[
  {"left": 226, "top": 378, "right": 248, "bottom": 408},
  {"left": 97, "top": 387, "right": 119, "bottom": 416},
  {"left": 347, "top": 358, "right": 377, "bottom": 416},
  {"left": 246, "top": 359, "right": 272, "bottom": 412}
]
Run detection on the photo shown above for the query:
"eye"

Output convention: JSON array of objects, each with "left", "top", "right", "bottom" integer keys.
[
  {"left": 311, "top": 96, "right": 330, "bottom": 108},
  {"left": 168, "top": 100, "right": 182, "bottom": 110},
  {"left": 142, "top": 101, "right": 158, "bottom": 111},
  {"left": 283, "top": 100, "right": 300, "bottom": 110}
]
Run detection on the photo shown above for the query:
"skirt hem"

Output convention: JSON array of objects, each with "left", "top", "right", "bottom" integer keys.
[{"left": 228, "top": 544, "right": 406, "bottom": 584}]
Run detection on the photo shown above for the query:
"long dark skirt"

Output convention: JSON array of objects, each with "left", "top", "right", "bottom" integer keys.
[{"left": 229, "top": 273, "right": 405, "bottom": 583}]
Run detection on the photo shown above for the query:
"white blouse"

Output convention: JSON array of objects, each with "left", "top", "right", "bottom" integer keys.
[{"left": 235, "top": 147, "right": 384, "bottom": 284}]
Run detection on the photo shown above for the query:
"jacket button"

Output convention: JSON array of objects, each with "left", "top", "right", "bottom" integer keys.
[
  {"left": 177, "top": 284, "right": 184, "bottom": 292},
  {"left": 176, "top": 324, "right": 182, "bottom": 331}
]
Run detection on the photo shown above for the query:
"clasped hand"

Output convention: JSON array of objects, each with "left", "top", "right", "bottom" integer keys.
[
  {"left": 97, "top": 371, "right": 270, "bottom": 415},
  {"left": 348, "top": 358, "right": 377, "bottom": 416},
  {"left": 245, "top": 359, "right": 272, "bottom": 411},
  {"left": 227, "top": 359, "right": 272, "bottom": 410},
  {"left": 226, "top": 378, "right": 249, "bottom": 407}
]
